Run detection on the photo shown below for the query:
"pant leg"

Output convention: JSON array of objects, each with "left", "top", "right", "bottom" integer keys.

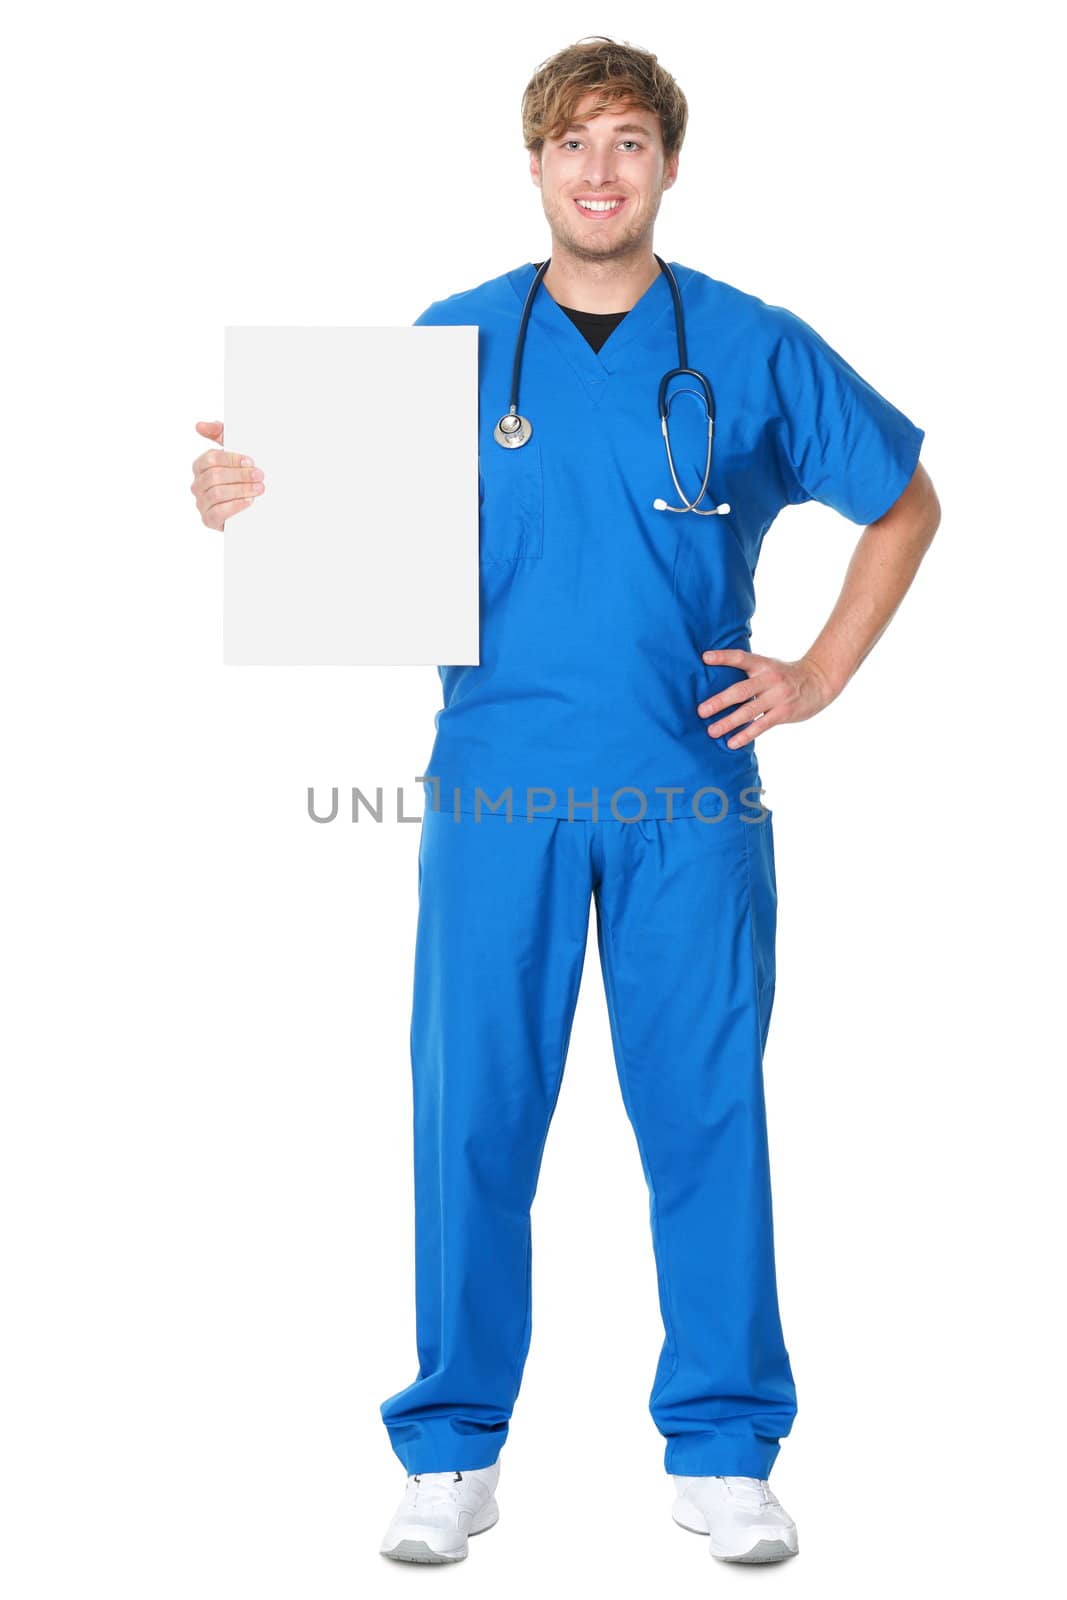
[
  {"left": 592, "top": 807, "right": 797, "bottom": 1478},
  {"left": 380, "top": 807, "right": 593, "bottom": 1472}
]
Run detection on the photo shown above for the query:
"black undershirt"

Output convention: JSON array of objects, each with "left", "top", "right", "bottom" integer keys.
[{"left": 532, "top": 261, "right": 629, "bottom": 354}]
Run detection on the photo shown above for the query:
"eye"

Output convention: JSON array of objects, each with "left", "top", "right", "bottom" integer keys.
[{"left": 559, "top": 137, "right": 642, "bottom": 152}]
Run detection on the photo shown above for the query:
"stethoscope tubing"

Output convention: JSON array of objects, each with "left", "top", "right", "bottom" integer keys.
[
  {"left": 507, "top": 258, "right": 552, "bottom": 419},
  {"left": 499, "top": 254, "right": 727, "bottom": 515}
]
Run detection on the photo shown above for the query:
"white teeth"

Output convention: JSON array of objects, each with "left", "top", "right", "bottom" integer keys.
[{"left": 577, "top": 199, "right": 622, "bottom": 211}]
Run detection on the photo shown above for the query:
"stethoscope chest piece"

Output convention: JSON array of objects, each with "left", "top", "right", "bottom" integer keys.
[{"left": 494, "top": 411, "right": 532, "bottom": 448}]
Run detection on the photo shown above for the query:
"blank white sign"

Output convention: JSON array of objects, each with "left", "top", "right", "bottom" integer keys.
[{"left": 223, "top": 325, "right": 479, "bottom": 665}]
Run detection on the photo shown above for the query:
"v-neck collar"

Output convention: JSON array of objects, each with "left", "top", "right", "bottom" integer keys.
[{"left": 506, "top": 258, "right": 679, "bottom": 404}]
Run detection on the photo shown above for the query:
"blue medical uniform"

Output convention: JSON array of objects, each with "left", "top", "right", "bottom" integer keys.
[{"left": 379, "top": 260, "right": 925, "bottom": 1476}]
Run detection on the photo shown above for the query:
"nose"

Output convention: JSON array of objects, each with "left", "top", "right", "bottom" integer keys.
[{"left": 581, "top": 155, "right": 619, "bottom": 189}]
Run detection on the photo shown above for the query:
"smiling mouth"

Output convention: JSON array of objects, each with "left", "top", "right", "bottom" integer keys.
[{"left": 573, "top": 197, "right": 627, "bottom": 217}]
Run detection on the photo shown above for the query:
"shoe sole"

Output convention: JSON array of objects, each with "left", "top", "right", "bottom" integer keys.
[
  {"left": 715, "top": 1537, "right": 798, "bottom": 1564},
  {"left": 380, "top": 1500, "right": 499, "bottom": 1563},
  {"left": 672, "top": 1501, "right": 798, "bottom": 1563}
]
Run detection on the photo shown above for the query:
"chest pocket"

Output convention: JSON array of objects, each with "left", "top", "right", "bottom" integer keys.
[{"left": 478, "top": 441, "right": 544, "bottom": 561}]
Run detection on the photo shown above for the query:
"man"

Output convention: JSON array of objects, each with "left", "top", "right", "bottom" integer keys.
[{"left": 191, "top": 36, "right": 939, "bottom": 1570}]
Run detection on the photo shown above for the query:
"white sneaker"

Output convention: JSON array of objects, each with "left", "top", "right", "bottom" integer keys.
[
  {"left": 672, "top": 1474, "right": 799, "bottom": 1563},
  {"left": 379, "top": 1459, "right": 501, "bottom": 1564}
]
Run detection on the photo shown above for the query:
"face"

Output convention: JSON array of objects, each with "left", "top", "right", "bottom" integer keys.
[{"left": 530, "top": 89, "right": 678, "bottom": 262}]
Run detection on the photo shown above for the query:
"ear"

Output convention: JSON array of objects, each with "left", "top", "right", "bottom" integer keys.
[
  {"left": 663, "top": 151, "right": 680, "bottom": 192},
  {"left": 529, "top": 150, "right": 542, "bottom": 189}
]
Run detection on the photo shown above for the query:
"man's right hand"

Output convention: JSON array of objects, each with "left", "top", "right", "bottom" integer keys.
[{"left": 190, "top": 420, "right": 267, "bottom": 530}]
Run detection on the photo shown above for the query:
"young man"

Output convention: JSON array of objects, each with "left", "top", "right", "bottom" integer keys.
[{"left": 192, "top": 35, "right": 939, "bottom": 1572}]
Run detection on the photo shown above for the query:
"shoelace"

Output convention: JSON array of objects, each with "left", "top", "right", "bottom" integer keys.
[
  {"left": 717, "top": 1475, "right": 777, "bottom": 1507},
  {"left": 407, "top": 1470, "right": 465, "bottom": 1512}
]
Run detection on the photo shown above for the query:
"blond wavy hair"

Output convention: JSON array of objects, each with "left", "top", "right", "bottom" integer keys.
[{"left": 521, "top": 36, "right": 688, "bottom": 162}]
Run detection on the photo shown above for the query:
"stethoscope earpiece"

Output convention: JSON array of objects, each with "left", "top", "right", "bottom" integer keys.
[
  {"left": 654, "top": 498, "right": 731, "bottom": 516},
  {"left": 499, "top": 255, "right": 724, "bottom": 516}
]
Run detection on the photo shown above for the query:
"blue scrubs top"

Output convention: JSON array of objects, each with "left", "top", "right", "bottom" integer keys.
[{"left": 415, "top": 261, "right": 925, "bottom": 820}]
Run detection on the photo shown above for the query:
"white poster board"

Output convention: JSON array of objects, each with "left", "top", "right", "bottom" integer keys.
[{"left": 223, "top": 325, "right": 479, "bottom": 665}]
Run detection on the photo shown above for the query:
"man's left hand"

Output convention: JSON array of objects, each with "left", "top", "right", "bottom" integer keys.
[{"left": 697, "top": 649, "right": 837, "bottom": 748}]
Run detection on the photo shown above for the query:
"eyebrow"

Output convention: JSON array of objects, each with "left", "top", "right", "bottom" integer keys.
[{"left": 561, "top": 121, "right": 655, "bottom": 138}]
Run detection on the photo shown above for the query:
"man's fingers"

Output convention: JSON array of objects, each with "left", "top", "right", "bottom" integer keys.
[
  {"left": 201, "top": 493, "right": 258, "bottom": 531},
  {"left": 192, "top": 447, "right": 255, "bottom": 476},
  {"left": 726, "top": 705, "right": 783, "bottom": 749},
  {"left": 191, "top": 457, "right": 266, "bottom": 528},
  {"left": 706, "top": 692, "right": 772, "bottom": 738},
  {"left": 196, "top": 462, "right": 265, "bottom": 491},
  {"left": 696, "top": 677, "right": 761, "bottom": 719},
  {"left": 702, "top": 646, "right": 759, "bottom": 669},
  {"left": 200, "top": 477, "right": 265, "bottom": 511},
  {"left": 190, "top": 423, "right": 265, "bottom": 530}
]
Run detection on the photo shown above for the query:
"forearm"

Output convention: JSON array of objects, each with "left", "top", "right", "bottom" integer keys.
[{"left": 804, "top": 464, "right": 941, "bottom": 700}]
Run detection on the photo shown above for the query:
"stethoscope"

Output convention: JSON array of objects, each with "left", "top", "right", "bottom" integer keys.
[{"left": 494, "top": 253, "right": 730, "bottom": 517}]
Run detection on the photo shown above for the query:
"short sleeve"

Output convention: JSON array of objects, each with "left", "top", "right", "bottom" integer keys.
[{"left": 769, "top": 307, "right": 925, "bottom": 525}]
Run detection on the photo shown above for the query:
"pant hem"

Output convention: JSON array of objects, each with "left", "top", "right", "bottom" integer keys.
[
  {"left": 385, "top": 1429, "right": 508, "bottom": 1475},
  {"left": 664, "top": 1437, "right": 783, "bottom": 1478}
]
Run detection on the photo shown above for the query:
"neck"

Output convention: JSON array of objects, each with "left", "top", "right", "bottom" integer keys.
[{"left": 540, "top": 242, "right": 661, "bottom": 314}]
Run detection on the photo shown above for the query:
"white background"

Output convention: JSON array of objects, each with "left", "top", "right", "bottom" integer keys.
[{"left": 3, "top": 2, "right": 1063, "bottom": 1595}]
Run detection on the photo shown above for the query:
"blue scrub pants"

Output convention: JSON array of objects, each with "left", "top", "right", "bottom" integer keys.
[{"left": 379, "top": 801, "right": 797, "bottom": 1478}]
